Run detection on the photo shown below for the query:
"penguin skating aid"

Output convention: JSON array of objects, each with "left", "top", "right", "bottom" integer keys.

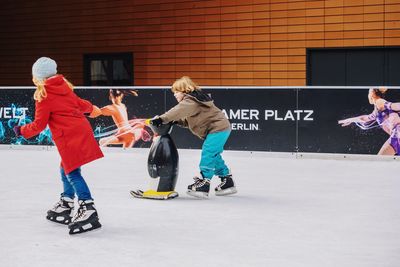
[{"left": 130, "top": 121, "right": 179, "bottom": 200}]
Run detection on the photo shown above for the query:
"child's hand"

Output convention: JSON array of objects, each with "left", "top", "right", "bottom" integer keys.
[
  {"left": 89, "top": 105, "right": 102, "bottom": 118},
  {"left": 150, "top": 117, "right": 163, "bottom": 127}
]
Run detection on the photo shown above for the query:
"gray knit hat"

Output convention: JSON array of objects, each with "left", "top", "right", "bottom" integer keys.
[{"left": 32, "top": 57, "right": 57, "bottom": 79}]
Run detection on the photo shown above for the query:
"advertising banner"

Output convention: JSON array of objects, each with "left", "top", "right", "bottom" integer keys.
[
  {"left": 299, "top": 88, "right": 400, "bottom": 155},
  {"left": 0, "top": 88, "right": 164, "bottom": 148},
  {"left": 0, "top": 89, "right": 41, "bottom": 145},
  {"left": 200, "top": 89, "right": 299, "bottom": 152},
  {"left": 1, "top": 87, "right": 400, "bottom": 155}
]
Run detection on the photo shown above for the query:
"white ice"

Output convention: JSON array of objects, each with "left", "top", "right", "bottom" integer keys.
[{"left": 0, "top": 147, "right": 399, "bottom": 267}]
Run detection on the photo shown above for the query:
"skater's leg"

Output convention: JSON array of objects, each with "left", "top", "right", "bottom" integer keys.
[
  {"left": 46, "top": 167, "right": 76, "bottom": 224},
  {"left": 65, "top": 167, "right": 92, "bottom": 201},
  {"left": 379, "top": 127, "right": 400, "bottom": 155},
  {"left": 203, "top": 131, "right": 237, "bottom": 196},
  {"left": 378, "top": 140, "right": 396, "bottom": 155},
  {"left": 188, "top": 131, "right": 230, "bottom": 198},
  {"left": 99, "top": 135, "right": 120, "bottom": 147},
  {"left": 60, "top": 167, "right": 75, "bottom": 199},
  {"left": 65, "top": 167, "right": 101, "bottom": 234},
  {"left": 46, "top": 196, "right": 74, "bottom": 225},
  {"left": 69, "top": 199, "right": 101, "bottom": 235},
  {"left": 121, "top": 133, "right": 136, "bottom": 148},
  {"left": 214, "top": 153, "right": 237, "bottom": 195},
  {"left": 214, "top": 154, "right": 230, "bottom": 177},
  {"left": 199, "top": 131, "right": 230, "bottom": 178}
]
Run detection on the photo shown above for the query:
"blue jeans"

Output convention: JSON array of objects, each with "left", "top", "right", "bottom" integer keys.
[
  {"left": 60, "top": 167, "right": 92, "bottom": 201},
  {"left": 199, "top": 131, "right": 231, "bottom": 180}
]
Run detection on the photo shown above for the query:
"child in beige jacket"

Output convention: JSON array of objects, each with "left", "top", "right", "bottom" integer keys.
[{"left": 151, "top": 76, "right": 237, "bottom": 198}]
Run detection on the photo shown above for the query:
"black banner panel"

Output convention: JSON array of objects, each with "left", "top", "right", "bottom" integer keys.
[
  {"left": 210, "top": 89, "right": 297, "bottom": 152},
  {"left": 1, "top": 89, "right": 39, "bottom": 145},
  {"left": 165, "top": 88, "right": 298, "bottom": 151},
  {"left": 298, "top": 89, "right": 400, "bottom": 154},
  {"left": 1, "top": 87, "right": 400, "bottom": 155}
]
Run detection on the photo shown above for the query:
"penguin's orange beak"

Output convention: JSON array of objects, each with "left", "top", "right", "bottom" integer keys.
[{"left": 145, "top": 119, "right": 151, "bottom": 126}]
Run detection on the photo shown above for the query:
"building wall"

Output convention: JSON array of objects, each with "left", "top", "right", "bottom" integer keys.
[{"left": 0, "top": 0, "right": 399, "bottom": 86}]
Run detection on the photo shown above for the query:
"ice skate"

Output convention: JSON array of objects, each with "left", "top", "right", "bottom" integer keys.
[
  {"left": 68, "top": 200, "right": 101, "bottom": 235},
  {"left": 46, "top": 196, "right": 74, "bottom": 225},
  {"left": 187, "top": 176, "right": 210, "bottom": 198},
  {"left": 215, "top": 174, "right": 237, "bottom": 196}
]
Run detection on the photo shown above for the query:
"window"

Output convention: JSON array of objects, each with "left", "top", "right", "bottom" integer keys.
[
  {"left": 83, "top": 53, "right": 133, "bottom": 86},
  {"left": 307, "top": 47, "right": 400, "bottom": 86}
]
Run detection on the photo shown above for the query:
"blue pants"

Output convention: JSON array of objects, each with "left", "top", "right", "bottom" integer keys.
[
  {"left": 200, "top": 131, "right": 231, "bottom": 180},
  {"left": 60, "top": 167, "right": 92, "bottom": 201}
]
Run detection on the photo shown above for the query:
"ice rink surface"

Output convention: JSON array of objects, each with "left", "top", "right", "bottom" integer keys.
[{"left": 0, "top": 147, "right": 399, "bottom": 267}]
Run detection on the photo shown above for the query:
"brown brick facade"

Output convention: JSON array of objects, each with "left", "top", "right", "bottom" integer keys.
[{"left": 0, "top": 0, "right": 399, "bottom": 86}]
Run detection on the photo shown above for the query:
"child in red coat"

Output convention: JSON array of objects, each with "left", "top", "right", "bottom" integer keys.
[{"left": 13, "top": 57, "right": 103, "bottom": 235}]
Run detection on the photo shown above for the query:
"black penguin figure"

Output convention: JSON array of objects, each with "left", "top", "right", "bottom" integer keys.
[{"left": 130, "top": 121, "right": 179, "bottom": 199}]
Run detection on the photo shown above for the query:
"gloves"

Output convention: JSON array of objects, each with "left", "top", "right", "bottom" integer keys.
[
  {"left": 13, "top": 126, "right": 22, "bottom": 137},
  {"left": 150, "top": 117, "right": 163, "bottom": 127}
]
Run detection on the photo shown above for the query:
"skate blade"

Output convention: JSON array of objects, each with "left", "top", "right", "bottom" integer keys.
[
  {"left": 130, "top": 190, "right": 144, "bottom": 198},
  {"left": 46, "top": 215, "right": 72, "bottom": 225},
  {"left": 215, "top": 187, "right": 237, "bottom": 196},
  {"left": 187, "top": 190, "right": 209, "bottom": 199},
  {"left": 69, "top": 220, "right": 102, "bottom": 235},
  {"left": 130, "top": 189, "right": 178, "bottom": 200}
]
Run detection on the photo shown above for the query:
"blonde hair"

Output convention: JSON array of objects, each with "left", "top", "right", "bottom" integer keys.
[
  {"left": 171, "top": 76, "right": 200, "bottom": 93},
  {"left": 33, "top": 76, "right": 74, "bottom": 102},
  {"left": 370, "top": 86, "right": 388, "bottom": 98},
  {"left": 377, "top": 86, "right": 388, "bottom": 94}
]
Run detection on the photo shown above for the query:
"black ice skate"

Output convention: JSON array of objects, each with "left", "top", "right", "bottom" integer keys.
[
  {"left": 68, "top": 200, "right": 101, "bottom": 235},
  {"left": 187, "top": 176, "right": 210, "bottom": 198},
  {"left": 215, "top": 174, "right": 237, "bottom": 196},
  {"left": 46, "top": 196, "right": 74, "bottom": 225}
]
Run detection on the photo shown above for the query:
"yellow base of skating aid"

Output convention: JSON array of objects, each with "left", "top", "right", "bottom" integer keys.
[{"left": 130, "top": 189, "right": 179, "bottom": 200}]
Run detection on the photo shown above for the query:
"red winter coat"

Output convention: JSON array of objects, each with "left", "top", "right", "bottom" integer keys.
[{"left": 21, "top": 75, "right": 104, "bottom": 174}]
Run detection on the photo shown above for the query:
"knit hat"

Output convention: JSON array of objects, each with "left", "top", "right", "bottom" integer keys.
[{"left": 32, "top": 57, "right": 57, "bottom": 79}]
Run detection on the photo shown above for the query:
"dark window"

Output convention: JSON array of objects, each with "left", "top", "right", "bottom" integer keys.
[
  {"left": 83, "top": 53, "right": 133, "bottom": 86},
  {"left": 387, "top": 49, "right": 400, "bottom": 85},
  {"left": 307, "top": 47, "right": 400, "bottom": 86}
]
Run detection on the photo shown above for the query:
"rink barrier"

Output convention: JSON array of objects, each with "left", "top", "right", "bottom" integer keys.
[
  {"left": 2, "top": 86, "right": 400, "bottom": 156},
  {"left": 1, "top": 144, "right": 399, "bottom": 162}
]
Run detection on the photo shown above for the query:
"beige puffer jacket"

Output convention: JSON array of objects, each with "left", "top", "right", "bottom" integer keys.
[{"left": 159, "top": 90, "right": 230, "bottom": 139}]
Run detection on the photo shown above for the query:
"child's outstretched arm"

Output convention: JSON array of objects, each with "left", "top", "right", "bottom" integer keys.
[
  {"left": 159, "top": 98, "right": 197, "bottom": 123},
  {"left": 20, "top": 101, "right": 51, "bottom": 139},
  {"left": 76, "top": 97, "right": 94, "bottom": 114},
  {"left": 89, "top": 105, "right": 102, "bottom": 118}
]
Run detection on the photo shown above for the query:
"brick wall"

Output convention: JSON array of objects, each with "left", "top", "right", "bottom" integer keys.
[{"left": 0, "top": 0, "right": 399, "bottom": 86}]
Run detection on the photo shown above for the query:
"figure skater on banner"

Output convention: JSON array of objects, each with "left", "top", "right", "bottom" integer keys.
[
  {"left": 92, "top": 89, "right": 151, "bottom": 148},
  {"left": 339, "top": 87, "right": 400, "bottom": 155}
]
